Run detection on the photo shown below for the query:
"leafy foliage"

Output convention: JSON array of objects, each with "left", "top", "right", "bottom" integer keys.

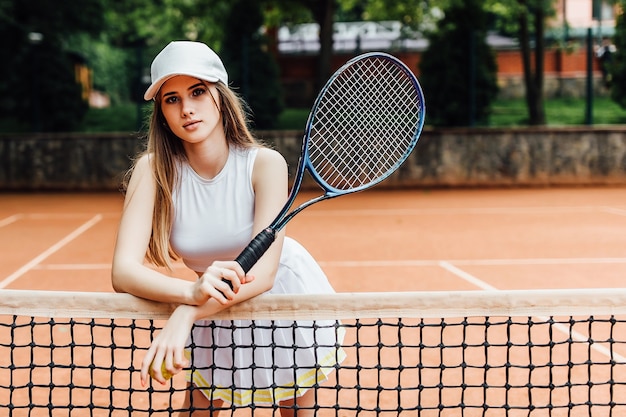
[
  {"left": 220, "top": 0, "right": 283, "bottom": 129},
  {"left": 0, "top": 0, "right": 104, "bottom": 131},
  {"left": 1, "top": 0, "right": 604, "bottom": 132},
  {"left": 484, "top": 0, "right": 559, "bottom": 125},
  {"left": 419, "top": 0, "right": 499, "bottom": 126},
  {"left": 610, "top": 1, "right": 626, "bottom": 109},
  {"left": 337, "top": 0, "right": 431, "bottom": 27}
]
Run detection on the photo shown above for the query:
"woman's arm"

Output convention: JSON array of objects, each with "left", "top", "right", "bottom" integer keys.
[
  {"left": 111, "top": 154, "right": 243, "bottom": 305},
  {"left": 141, "top": 147, "right": 290, "bottom": 384},
  {"left": 244, "top": 146, "right": 289, "bottom": 290}
]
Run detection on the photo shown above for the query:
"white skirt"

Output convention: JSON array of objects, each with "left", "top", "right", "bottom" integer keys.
[{"left": 185, "top": 237, "right": 346, "bottom": 406}]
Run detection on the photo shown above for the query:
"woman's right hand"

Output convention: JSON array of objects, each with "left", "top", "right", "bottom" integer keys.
[
  {"left": 189, "top": 260, "right": 254, "bottom": 305},
  {"left": 141, "top": 304, "right": 195, "bottom": 385}
]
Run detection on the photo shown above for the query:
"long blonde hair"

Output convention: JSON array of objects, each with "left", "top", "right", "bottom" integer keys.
[{"left": 124, "top": 81, "right": 261, "bottom": 269}]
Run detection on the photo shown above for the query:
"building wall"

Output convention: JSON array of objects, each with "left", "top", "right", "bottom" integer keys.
[{"left": 554, "top": 0, "right": 616, "bottom": 29}]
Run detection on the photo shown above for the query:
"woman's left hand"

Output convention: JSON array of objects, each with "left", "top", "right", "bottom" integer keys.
[
  {"left": 190, "top": 261, "right": 254, "bottom": 306},
  {"left": 140, "top": 304, "right": 195, "bottom": 385}
]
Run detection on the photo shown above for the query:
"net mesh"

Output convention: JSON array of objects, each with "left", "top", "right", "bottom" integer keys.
[
  {"left": 2, "top": 289, "right": 626, "bottom": 416},
  {"left": 307, "top": 55, "right": 424, "bottom": 191}
]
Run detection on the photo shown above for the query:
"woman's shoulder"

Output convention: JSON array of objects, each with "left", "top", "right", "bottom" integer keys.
[
  {"left": 134, "top": 152, "right": 152, "bottom": 169},
  {"left": 250, "top": 146, "right": 287, "bottom": 186},
  {"left": 254, "top": 146, "right": 286, "bottom": 166},
  {"left": 125, "top": 153, "right": 155, "bottom": 188},
  {"left": 120, "top": 152, "right": 157, "bottom": 202}
]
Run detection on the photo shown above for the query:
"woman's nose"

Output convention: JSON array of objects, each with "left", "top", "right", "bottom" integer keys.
[{"left": 181, "top": 99, "right": 194, "bottom": 117}]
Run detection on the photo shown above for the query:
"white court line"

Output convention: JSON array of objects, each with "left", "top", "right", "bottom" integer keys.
[
  {"left": 304, "top": 206, "right": 606, "bottom": 216},
  {"left": 318, "top": 257, "right": 626, "bottom": 268},
  {"left": 0, "top": 214, "right": 22, "bottom": 228},
  {"left": 34, "top": 264, "right": 112, "bottom": 270},
  {"left": 0, "top": 215, "right": 103, "bottom": 289},
  {"left": 34, "top": 261, "right": 189, "bottom": 270},
  {"left": 36, "top": 256, "right": 626, "bottom": 270},
  {"left": 439, "top": 261, "right": 626, "bottom": 363},
  {"left": 601, "top": 207, "right": 626, "bottom": 216},
  {"left": 452, "top": 257, "right": 626, "bottom": 265},
  {"left": 439, "top": 261, "right": 497, "bottom": 291},
  {"left": 0, "top": 212, "right": 118, "bottom": 228},
  {"left": 21, "top": 213, "right": 120, "bottom": 219}
]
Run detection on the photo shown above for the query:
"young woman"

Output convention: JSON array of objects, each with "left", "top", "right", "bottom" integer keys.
[{"left": 111, "top": 41, "right": 344, "bottom": 416}]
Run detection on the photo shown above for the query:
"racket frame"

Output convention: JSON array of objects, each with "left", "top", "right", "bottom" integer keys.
[
  {"left": 272, "top": 52, "right": 425, "bottom": 232},
  {"left": 234, "top": 52, "right": 425, "bottom": 273}
]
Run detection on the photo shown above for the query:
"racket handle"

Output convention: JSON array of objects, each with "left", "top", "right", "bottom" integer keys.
[
  {"left": 219, "top": 228, "right": 276, "bottom": 292},
  {"left": 235, "top": 228, "right": 277, "bottom": 273},
  {"left": 222, "top": 227, "right": 276, "bottom": 290}
]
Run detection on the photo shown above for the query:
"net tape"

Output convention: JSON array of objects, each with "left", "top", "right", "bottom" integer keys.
[{"left": 2, "top": 288, "right": 626, "bottom": 416}]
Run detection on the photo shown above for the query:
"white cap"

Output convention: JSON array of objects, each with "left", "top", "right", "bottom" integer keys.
[{"left": 144, "top": 41, "right": 228, "bottom": 100}]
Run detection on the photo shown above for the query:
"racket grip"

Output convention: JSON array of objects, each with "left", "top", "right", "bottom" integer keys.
[{"left": 235, "top": 228, "right": 277, "bottom": 273}]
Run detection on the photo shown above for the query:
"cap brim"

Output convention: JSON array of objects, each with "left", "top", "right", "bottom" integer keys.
[{"left": 143, "top": 73, "right": 221, "bottom": 101}]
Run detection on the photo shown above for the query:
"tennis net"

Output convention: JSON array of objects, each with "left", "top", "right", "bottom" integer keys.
[{"left": 2, "top": 288, "right": 626, "bottom": 416}]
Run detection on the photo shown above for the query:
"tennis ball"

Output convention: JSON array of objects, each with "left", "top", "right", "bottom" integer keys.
[{"left": 149, "top": 361, "right": 173, "bottom": 380}]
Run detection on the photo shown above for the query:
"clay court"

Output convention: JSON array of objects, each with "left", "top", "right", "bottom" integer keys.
[
  {"left": 2, "top": 186, "right": 626, "bottom": 416},
  {"left": 2, "top": 186, "right": 626, "bottom": 293}
]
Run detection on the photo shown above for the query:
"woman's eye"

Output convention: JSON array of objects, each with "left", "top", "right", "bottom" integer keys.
[
  {"left": 164, "top": 96, "right": 179, "bottom": 104},
  {"left": 192, "top": 87, "right": 207, "bottom": 97}
]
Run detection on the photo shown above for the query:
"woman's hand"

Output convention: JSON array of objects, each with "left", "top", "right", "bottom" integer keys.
[
  {"left": 141, "top": 261, "right": 256, "bottom": 384},
  {"left": 189, "top": 261, "right": 255, "bottom": 306},
  {"left": 140, "top": 304, "right": 196, "bottom": 385}
]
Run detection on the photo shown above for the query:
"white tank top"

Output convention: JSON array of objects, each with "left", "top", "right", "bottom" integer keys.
[{"left": 170, "top": 146, "right": 258, "bottom": 272}]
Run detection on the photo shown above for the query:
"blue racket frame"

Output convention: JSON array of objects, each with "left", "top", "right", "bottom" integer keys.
[{"left": 234, "top": 52, "right": 425, "bottom": 273}]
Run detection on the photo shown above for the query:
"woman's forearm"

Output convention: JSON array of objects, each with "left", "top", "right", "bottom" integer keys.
[{"left": 112, "top": 260, "right": 194, "bottom": 304}]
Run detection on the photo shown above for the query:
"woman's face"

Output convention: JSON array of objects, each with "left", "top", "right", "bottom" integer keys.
[{"left": 158, "top": 75, "right": 222, "bottom": 144}]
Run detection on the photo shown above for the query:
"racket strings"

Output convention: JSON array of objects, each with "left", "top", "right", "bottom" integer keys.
[{"left": 308, "top": 56, "right": 423, "bottom": 191}]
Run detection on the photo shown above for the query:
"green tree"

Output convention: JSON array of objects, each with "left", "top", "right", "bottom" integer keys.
[
  {"left": 610, "top": 1, "right": 626, "bottom": 109},
  {"left": 76, "top": 0, "right": 231, "bottom": 107},
  {"left": 221, "top": 0, "right": 283, "bottom": 129},
  {"left": 267, "top": 0, "right": 442, "bottom": 95},
  {"left": 419, "top": 0, "right": 498, "bottom": 126},
  {"left": 298, "top": 0, "right": 336, "bottom": 93},
  {"left": 0, "top": 0, "right": 105, "bottom": 132},
  {"left": 339, "top": 0, "right": 433, "bottom": 28},
  {"left": 486, "top": 0, "right": 556, "bottom": 125},
  {"left": 516, "top": 0, "right": 547, "bottom": 125}
]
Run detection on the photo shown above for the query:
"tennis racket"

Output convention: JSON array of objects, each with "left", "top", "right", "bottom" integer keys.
[{"left": 235, "top": 52, "right": 425, "bottom": 273}]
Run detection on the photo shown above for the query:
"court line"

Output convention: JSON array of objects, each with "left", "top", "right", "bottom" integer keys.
[
  {"left": 0, "top": 212, "right": 118, "bottom": 228},
  {"left": 6, "top": 202, "right": 621, "bottom": 228},
  {"left": 303, "top": 206, "right": 620, "bottom": 216},
  {"left": 0, "top": 214, "right": 22, "bottom": 228},
  {"left": 451, "top": 257, "right": 626, "bottom": 265},
  {"left": 0, "top": 215, "right": 103, "bottom": 289},
  {"left": 10, "top": 206, "right": 622, "bottom": 219},
  {"left": 439, "top": 260, "right": 626, "bottom": 363},
  {"left": 601, "top": 207, "right": 626, "bottom": 216},
  {"left": 318, "top": 257, "right": 626, "bottom": 267},
  {"left": 16, "top": 213, "right": 119, "bottom": 219},
  {"left": 439, "top": 261, "right": 496, "bottom": 290},
  {"left": 34, "top": 264, "right": 112, "bottom": 270},
  {"left": 35, "top": 256, "right": 626, "bottom": 270}
]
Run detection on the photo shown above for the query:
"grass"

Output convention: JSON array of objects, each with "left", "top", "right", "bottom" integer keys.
[
  {"left": 275, "top": 97, "right": 626, "bottom": 130},
  {"left": 275, "top": 108, "right": 311, "bottom": 130},
  {"left": 78, "top": 102, "right": 151, "bottom": 133},
  {"left": 78, "top": 104, "right": 308, "bottom": 133},
  {"left": 489, "top": 96, "right": 626, "bottom": 127},
  {"left": 2, "top": 97, "right": 625, "bottom": 134},
  {"left": 77, "top": 105, "right": 314, "bottom": 132}
]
